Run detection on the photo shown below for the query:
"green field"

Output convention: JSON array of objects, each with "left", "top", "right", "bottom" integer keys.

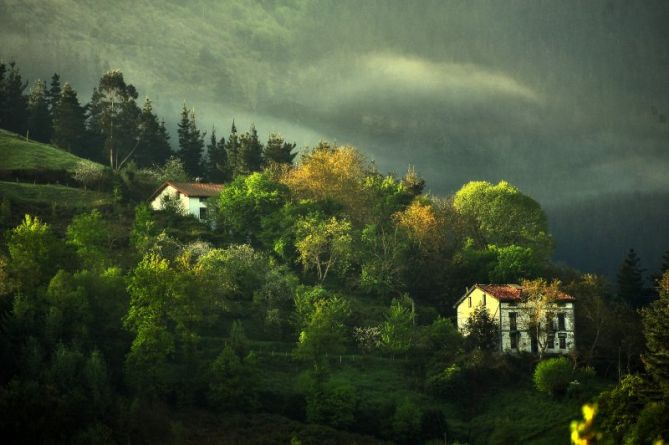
[
  {"left": 0, "top": 181, "right": 111, "bottom": 207},
  {"left": 0, "top": 129, "right": 97, "bottom": 172}
]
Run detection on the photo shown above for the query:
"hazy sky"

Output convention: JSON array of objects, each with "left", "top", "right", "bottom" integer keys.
[{"left": 2, "top": 0, "right": 668, "bottom": 206}]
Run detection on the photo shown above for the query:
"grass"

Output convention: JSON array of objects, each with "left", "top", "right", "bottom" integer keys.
[
  {"left": 0, "top": 181, "right": 112, "bottom": 207},
  {"left": 0, "top": 129, "right": 97, "bottom": 172}
]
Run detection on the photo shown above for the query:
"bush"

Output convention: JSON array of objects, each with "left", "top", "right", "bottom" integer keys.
[{"left": 533, "top": 356, "right": 573, "bottom": 396}]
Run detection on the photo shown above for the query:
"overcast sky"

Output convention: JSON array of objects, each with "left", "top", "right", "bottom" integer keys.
[{"left": 2, "top": 0, "right": 668, "bottom": 206}]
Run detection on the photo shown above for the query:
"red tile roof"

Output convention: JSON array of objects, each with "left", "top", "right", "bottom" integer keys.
[
  {"left": 477, "top": 284, "right": 575, "bottom": 303},
  {"left": 149, "top": 181, "right": 225, "bottom": 201}
]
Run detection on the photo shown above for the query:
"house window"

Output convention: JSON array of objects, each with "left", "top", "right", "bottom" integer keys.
[
  {"left": 546, "top": 313, "right": 556, "bottom": 331},
  {"left": 559, "top": 337, "right": 566, "bottom": 349},
  {"left": 558, "top": 313, "right": 566, "bottom": 331},
  {"left": 547, "top": 334, "right": 555, "bottom": 349},
  {"left": 510, "top": 332, "right": 519, "bottom": 349},
  {"left": 176, "top": 192, "right": 181, "bottom": 199},
  {"left": 509, "top": 312, "right": 517, "bottom": 331},
  {"left": 199, "top": 207, "right": 208, "bottom": 220},
  {"left": 483, "top": 294, "right": 487, "bottom": 306},
  {"left": 468, "top": 297, "right": 472, "bottom": 308}
]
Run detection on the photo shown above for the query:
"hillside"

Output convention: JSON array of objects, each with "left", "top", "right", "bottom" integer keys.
[
  {"left": 0, "top": 128, "right": 96, "bottom": 173},
  {"left": 0, "top": 181, "right": 111, "bottom": 208}
]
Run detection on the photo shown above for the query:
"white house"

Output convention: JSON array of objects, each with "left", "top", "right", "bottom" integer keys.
[
  {"left": 454, "top": 284, "right": 576, "bottom": 355},
  {"left": 149, "top": 181, "right": 225, "bottom": 220}
]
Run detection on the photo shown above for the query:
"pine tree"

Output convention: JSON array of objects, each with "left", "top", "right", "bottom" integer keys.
[
  {"left": 0, "top": 62, "right": 28, "bottom": 135},
  {"left": 52, "top": 83, "right": 86, "bottom": 154},
  {"left": 263, "top": 133, "right": 297, "bottom": 165},
  {"left": 27, "top": 79, "right": 52, "bottom": 143},
  {"left": 206, "top": 128, "right": 228, "bottom": 182},
  {"left": 617, "top": 248, "right": 646, "bottom": 308},
  {"left": 177, "top": 104, "right": 204, "bottom": 179},
  {"left": 48, "top": 73, "right": 61, "bottom": 113},
  {"left": 224, "top": 120, "right": 240, "bottom": 177},
  {"left": 134, "top": 97, "right": 172, "bottom": 167},
  {"left": 238, "top": 124, "right": 264, "bottom": 175}
]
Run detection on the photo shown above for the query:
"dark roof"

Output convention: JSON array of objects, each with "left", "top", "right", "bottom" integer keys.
[
  {"left": 453, "top": 283, "right": 575, "bottom": 307},
  {"left": 149, "top": 181, "right": 225, "bottom": 201}
]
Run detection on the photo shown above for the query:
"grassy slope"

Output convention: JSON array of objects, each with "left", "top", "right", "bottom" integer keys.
[
  {"left": 0, "top": 181, "right": 111, "bottom": 207},
  {"left": 0, "top": 129, "right": 96, "bottom": 172}
]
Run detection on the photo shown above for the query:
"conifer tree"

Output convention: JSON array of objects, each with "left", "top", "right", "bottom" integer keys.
[
  {"left": 48, "top": 73, "right": 61, "bottom": 112},
  {"left": 27, "top": 79, "right": 52, "bottom": 143},
  {"left": 617, "top": 248, "right": 646, "bottom": 308},
  {"left": 0, "top": 62, "right": 28, "bottom": 135},
  {"left": 225, "top": 120, "right": 240, "bottom": 177},
  {"left": 134, "top": 97, "right": 172, "bottom": 167},
  {"left": 263, "top": 133, "right": 297, "bottom": 165},
  {"left": 52, "top": 83, "right": 86, "bottom": 154},
  {"left": 206, "top": 128, "right": 228, "bottom": 182},
  {"left": 177, "top": 104, "right": 204, "bottom": 178},
  {"left": 238, "top": 124, "right": 263, "bottom": 175}
]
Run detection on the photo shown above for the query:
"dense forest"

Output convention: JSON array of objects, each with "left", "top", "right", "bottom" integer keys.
[{"left": 1, "top": 62, "right": 668, "bottom": 444}]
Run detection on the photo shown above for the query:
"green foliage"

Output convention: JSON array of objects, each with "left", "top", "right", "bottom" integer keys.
[
  {"left": 134, "top": 97, "right": 172, "bottom": 167},
  {"left": 130, "top": 203, "right": 158, "bottom": 253},
  {"left": 294, "top": 286, "right": 351, "bottom": 367},
  {"left": 263, "top": 133, "right": 297, "bottom": 165},
  {"left": 66, "top": 209, "right": 111, "bottom": 270},
  {"left": 6, "top": 214, "right": 67, "bottom": 292},
  {"left": 176, "top": 104, "right": 204, "bottom": 178},
  {"left": 124, "top": 252, "right": 204, "bottom": 398},
  {"left": 208, "top": 344, "right": 258, "bottom": 411},
  {"left": 359, "top": 224, "right": 409, "bottom": 295},
  {"left": 641, "top": 271, "right": 669, "bottom": 398},
  {"left": 534, "top": 357, "right": 573, "bottom": 397},
  {"left": 51, "top": 83, "right": 86, "bottom": 154},
  {"left": 453, "top": 180, "right": 553, "bottom": 259},
  {"left": 464, "top": 305, "right": 498, "bottom": 351},
  {"left": 302, "top": 374, "right": 357, "bottom": 429},
  {"left": 27, "top": 79, "right": 52, "bottom": 143},
  {"left": 392, "top": 398, "right": 422, "bottom": 443},
  {"left": 87, "top": 70, "right": 141, "bottom": 169},
  {"left": 295, "top": 214, "right": 353, "bottom": 282},
  {"left": 213, "top": 172, "right": 288, "bottom": 246},
  {"left": 488, "top": 243, "right": 541, "bottom": 283},
  {"left": 197, "top": 244, "right": 269, "bottom": 301},
  {"left": 380, "top": 295, "right": 415, "bottom": 357}
]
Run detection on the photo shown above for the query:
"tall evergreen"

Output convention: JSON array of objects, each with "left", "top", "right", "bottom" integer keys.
[
  {"left": 27, "top": 79, "right": 52, "bottom": 143},
  {"left": 617, "top": 248, "right": 646, "bottom": 308},
  {"left": 206, "top": 128, "right": 228, "bottom": 182},
  {"left": 176, "top": 104, "right": 204, "bottom": 179},
  {"left": 48, "top": 73, "right": 61, "bottom": 113},
  {"left": 52, "top": 83, "right": 86, "bottom": 154},
  {"left": 0, "top": 62, "right": 28, "bottom": 135},
  {"left": 224, "top": 120, "right": 240, "bottom": 177},
  {"left": 134, "top": 97, "right": 172, "bottom": 167},
  {"left": 263, "top": 132, "right": 297, "bottom": 165},
  {"left": 86, "top": 70, "right": 141, "bottom": 169},
  {"left": 238, "top": 123, "right": 263, "bottom": 175}
]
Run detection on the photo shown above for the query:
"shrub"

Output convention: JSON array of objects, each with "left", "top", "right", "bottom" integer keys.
[{"left": 534, "top": 356, "right": 573, "bottom": 396}]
